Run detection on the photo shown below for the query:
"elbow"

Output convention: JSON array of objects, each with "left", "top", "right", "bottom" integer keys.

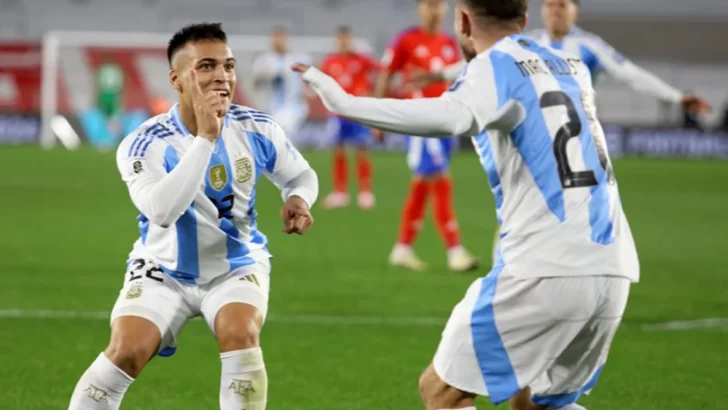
[{"left": 146, "top": 208, "right": 178, "bottom": 228}]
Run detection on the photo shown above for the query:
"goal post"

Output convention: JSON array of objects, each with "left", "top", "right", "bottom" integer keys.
[{"left": 39, "top": 30, "right": 375, "bottom": 150}]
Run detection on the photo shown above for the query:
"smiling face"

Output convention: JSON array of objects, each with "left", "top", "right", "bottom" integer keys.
[{"left": 170, "top": 40, "right": 237, "bottom": 111}]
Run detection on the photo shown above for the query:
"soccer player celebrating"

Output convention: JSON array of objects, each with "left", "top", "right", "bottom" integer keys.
[
  {"left": 252, "top": 26, "right": 312, "bottom": 140},
  {"left": 294, "top": 0, "right": 651, "bottom": 407},
  {"left": 374, "top": 0, "right": 478, "bottom": 273},
  {"left": 319, "top": 26, "right": 379, "bottom": 209},
  {"left": 68, "top": 23, "right": 318, "bottom": 410},
  {"left": 420, "top": 0, "right": 713, "bottom": 262}
]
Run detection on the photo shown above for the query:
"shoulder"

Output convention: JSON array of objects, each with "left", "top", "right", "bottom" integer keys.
[
  {"left": 226, "top": 105, "right": 283, "bottom": 140},
  {"left": 320, "top": 54, "right": 335, "bottom": 66},
  {"left": 569, "top": 27, "right": 611, "bottom": 50},
  {"left": 390, "top": 26, "right": 419, "bottom": 46},
  {"left": 117, "top": 114, "right": 176, "bottom": 160}
]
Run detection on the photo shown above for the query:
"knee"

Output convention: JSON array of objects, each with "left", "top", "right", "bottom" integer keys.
[
  {"left": 104, "top": 339, "right": 155, "bottom": 378},
  {"left": 217, "top": 316, "right": 261, "bottom": 351},
  {"left": 418, "top": 365, "right": 473, "bottom": 410},
  {"left": 418, "top": 366, "right": 442, "bottom": 408}
]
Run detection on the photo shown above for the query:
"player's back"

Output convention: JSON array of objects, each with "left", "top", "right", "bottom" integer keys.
[{"left": 457, "top": 35, "right": 638, "bottom": 281}]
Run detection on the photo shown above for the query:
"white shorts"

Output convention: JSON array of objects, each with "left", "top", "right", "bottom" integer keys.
[
  {"left": 433, "top": 264, "right": 630, "bottom": 407},
  {"left": 110, "top": 258, "right": 271, "bottom": 357}
]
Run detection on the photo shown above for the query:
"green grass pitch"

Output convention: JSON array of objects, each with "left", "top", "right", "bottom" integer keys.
[{"left": 0, "top": 146, "right": 726, "bottom": 409}]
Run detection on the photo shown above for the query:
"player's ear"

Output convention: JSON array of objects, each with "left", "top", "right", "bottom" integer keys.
[
  {"left": 169, "top": 69, "right": 182, "bottom": 93},
  {"left": 459, "top": 9, "right": 472, "bottom": 38},
  {"left": 521, "top": 13, "right": 529, "bottom": 30}
]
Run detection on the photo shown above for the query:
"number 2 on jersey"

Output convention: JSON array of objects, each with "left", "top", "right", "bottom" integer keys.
[
  {"left": 540, "top": 90, "right": 613, "bottom": 189},
  {"left": 208, "top": 195, "right": 235, "bottom": 220}
]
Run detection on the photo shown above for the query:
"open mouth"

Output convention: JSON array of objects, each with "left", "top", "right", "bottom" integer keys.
[{"left": 216, "top": 90, "right": 230, "bottom": 98}]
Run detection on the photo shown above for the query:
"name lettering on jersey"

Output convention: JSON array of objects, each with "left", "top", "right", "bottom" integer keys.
[
  {"left": 234, "top": 157, "right": 253, "bottom": 183},
  {"left": 209, "top": 164, "right": 228, "bottom": 191},
  {"left": 515, "top": 58, "right": 582, "bottom": 78}
]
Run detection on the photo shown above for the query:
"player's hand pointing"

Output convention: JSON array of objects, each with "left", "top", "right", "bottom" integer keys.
[
  {"left": 680, "top": 94, "right": 713, "bottom": 115},
  {"left": 291, "top": 63, "right": 310, "bottom": 74},
  {"left": 281, "top": 196, "right": 314, "bottom": 235},
  {"left": 188, "top": 69, "right": 224, "bottom": 142}
]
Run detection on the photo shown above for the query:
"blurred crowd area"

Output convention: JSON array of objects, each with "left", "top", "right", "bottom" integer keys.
[{"left": 0, "top": 0, "right": 727, "bottom": 154}]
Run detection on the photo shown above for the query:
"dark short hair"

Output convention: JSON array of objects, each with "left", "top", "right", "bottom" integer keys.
[
  {"left": 167, "top": 22, "right": 227, "bottom": 65},
  {"left": 543, "top": 0, "right": 580, "bottom": 5},
  {"left": 461, "top": 0, "right": 528, "bottom": 27},
  {"left": 337, "top": 25, "right": 352, "bottom": 34}
]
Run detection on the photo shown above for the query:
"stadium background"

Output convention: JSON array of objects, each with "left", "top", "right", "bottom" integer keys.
[{"left": 1, "top": 0, "right": 727, "bottom": 409}]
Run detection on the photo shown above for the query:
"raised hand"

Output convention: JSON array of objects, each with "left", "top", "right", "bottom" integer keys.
[{"left": 188, "top": 69, "right": 225, "bottom": 141}]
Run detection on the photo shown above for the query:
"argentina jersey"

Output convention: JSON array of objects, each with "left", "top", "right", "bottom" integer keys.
[
  {"left": 527, "top": 27, "right": 683, "bottom": 104},
  {"left": 444, "top": 35, "right": 639, "bottom": 281},
  {"left": 528, "top": 27, "right": 616, "bottom": 83},
  {"left": 116, "top": 104, "right": 311, "bottom": 285}
]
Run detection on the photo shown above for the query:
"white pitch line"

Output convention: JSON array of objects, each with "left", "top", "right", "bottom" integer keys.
[
  {"left": 639, "top": 318, "right": 728, "bottom": 331},
  {"left": 0, "top": 309, "right": 446, "bottom": 327},
  {"left": 1, "top": 309, "right": 726, "bottom": 332}
]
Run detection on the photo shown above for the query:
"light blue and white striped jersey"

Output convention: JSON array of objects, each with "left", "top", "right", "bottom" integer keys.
[
  {"left": 445, "top": 35, "right": 639, "bottom": 281},
  {"left": 116, "top": 104, "right": 312, "bottom": 285},
  {"left": 252, "top": 51, "right": 311, "bottom": 114},
  {"left": 528, "top": 27, "right": 682, "bottom": 103}
]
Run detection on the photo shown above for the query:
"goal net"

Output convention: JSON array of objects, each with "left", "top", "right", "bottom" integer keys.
[{"left": 39, "top": 30, "right": 381, "bottom": 150}]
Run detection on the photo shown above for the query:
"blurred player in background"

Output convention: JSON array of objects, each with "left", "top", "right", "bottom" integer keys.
[
  {"left": 320, "top": 26, "right": 380, "bottom": 209},
  {"left": 296, "top": 0, "right": 641, "bottom": 405},
  {"left": 374, "top": 0, "right": 478, "bottom": 272},
  {"left": 533, "top": 0, "right": 712, "bottom": 110},
  {"left": 95, "top": 56, "right": 125, "bottom": 140},
  {"left": 252, "top": 26, "right": 312, "bottom": 141},
  {"left": 68, "top": 23, "right": 318, "bottom": 410}
]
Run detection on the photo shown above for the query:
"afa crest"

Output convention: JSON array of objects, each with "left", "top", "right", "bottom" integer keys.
[
  {"left": 235, "top": 157, "right": 253, "bottom": 183},
  {"left": 126, "top": 283, "right": 143, "bottom": 299},
  {"left": 209, "top": 164, "right": 228, "bottom": 191}
]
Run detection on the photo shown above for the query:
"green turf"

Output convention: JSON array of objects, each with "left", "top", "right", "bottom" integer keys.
[{"left": 1, "top": 146, "right": 727, "bottom": 409}]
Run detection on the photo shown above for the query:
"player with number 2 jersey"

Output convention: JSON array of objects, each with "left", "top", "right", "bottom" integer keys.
[{"left": 296, "top": 0, "right": 638, "bottom": 407}]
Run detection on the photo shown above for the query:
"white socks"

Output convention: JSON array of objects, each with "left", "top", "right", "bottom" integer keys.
[
  {"left": 220, "top": 347, "right": 268, "bottom": 410},
  {"left": 68, "top": 352, "right": 134, "bottom": 410}
]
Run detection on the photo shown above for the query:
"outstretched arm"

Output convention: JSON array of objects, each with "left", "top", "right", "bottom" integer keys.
[
  {"left": 296, "top": 65, "right": 478, "bottom": 138},
  {"left": 586, "top": 37, "right": 711, "bottom": 113}
]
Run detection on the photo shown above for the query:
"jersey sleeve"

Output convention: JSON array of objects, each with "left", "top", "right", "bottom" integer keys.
[
  {"left": 582, "top": 35, "right": 682, "bottom": 103},
  {"left": 301, "top": 67, "right": 477, "bottom": 138},
  {"left": 442, "top": 54, "right": 502, "bottom": 133},
  {"left": 381, "top": 32, "right": 409, "bottom": 74},
  {"left": 262, "top": 123, "right": 317, "bottom": 206},
  {"left": 116, "top": 128, "right": 214, "bottom": 227}
]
